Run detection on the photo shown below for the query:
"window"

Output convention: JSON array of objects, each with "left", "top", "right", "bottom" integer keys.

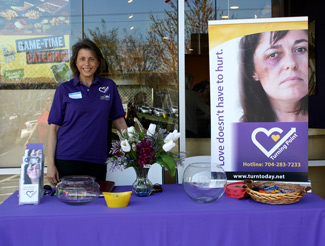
[
  {"left": 0, "top": 0, "right": 179, "bottom": 168},
  {"left": 0, "top": 0, "right": 280, "bottom": 169}
]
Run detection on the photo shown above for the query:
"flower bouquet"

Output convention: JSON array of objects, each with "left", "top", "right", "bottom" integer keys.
[{"left": 107, "top": 118, "right": 183, "bottom": 196}]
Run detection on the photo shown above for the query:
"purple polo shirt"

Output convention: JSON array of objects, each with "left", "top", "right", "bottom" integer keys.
[{"left": 48, "top": 76, "right": 125, "bottom": 164}]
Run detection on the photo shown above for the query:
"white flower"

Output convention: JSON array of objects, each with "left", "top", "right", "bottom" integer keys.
[
  {"left": 127, "top": 126, "right": 136, "bottom": 138},
  {"left": 132, "top": 143, "right": 136, "bottom": 151},
  {"left": 172, "top": 130, "right": 181, "bottom": 141},
  {"left": 164, "top": 133, "right": 174, "bottom": 143},
  {"left": 121, "top": 140, "right": 131, "bottom": 152},
  {"left": 163, "top": 141, "right": 176, "bottom": 152},
  {"left": 147, "top": 123, "right": 156, "bottom": 136}
]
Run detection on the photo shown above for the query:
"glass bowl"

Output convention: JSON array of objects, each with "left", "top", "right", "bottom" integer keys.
[
  {"left": 56, "top": 176, "right": 100, "bottom": 205},
  {"left": 183, "top": 162, "right": 227, "bottom": 203}
]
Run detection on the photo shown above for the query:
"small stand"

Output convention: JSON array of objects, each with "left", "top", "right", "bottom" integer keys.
[{"left": 19, "top": 143, "right": 44, "bottom": 205}]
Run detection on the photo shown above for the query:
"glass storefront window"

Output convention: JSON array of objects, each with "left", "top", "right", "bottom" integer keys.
[
  {"left": 0, "top": 0, "right": 282, "bottom": 169},
  {"left": 0, "top": 0, "right": 72, "bottom": 168},
  {"left": 0, "top": 0, "right": 179, "bottom": 168},
  {"left": 215, "top": 0, "right": 272, "bottom": 20},
  {"left": 82, "top": 0, "right": 180, "bottom": 145}
]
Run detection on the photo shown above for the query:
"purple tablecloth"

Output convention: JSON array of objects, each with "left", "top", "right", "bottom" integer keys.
[{"left": 1, "top": 184, "right": 324, "bottom": 246}]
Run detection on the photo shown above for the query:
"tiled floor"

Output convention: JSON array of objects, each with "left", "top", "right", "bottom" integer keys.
[{"left": 0, "top": 175, "right": 51, "bottom": 204}]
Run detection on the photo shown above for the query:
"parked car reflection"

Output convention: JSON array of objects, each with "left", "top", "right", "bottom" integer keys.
[
  {"left": 153, "top": 108, "right": 163, "bottom": 117},
  {"left": 170, "top": 106, "right": 178, "bottom": 114},
  {"left": 20, "top": 113, "right": 41, "bottom": 143},
  {"left": 138, "top": 105, "right": 151, "bottom": 114}
]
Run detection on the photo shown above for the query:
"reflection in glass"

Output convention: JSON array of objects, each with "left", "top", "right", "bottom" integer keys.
[
  {"left": 0, "top": 0, "right": 280, "bottom": 168},
  {"left": 0, "top": 0, "right": 72, "bottom": 168},
  {"left": 83, "top": 0, "right": 179, "bottom": 135},
  {"left": 0, "top": 90, "right": 54, "bottom": 168}
]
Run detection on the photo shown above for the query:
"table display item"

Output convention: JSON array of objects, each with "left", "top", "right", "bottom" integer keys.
[
  {"left": 19, "top": 143, "right": 44, "bottom": 205},
  {"left": 107, "top": 120, "right": 183, "bottom": 196},
  {"left": 132, "top": 166, "right": 153, "bottom": 197},
  {"left": 225, "top": 182, "right": 249, "bottom": 199},
  {"left": 103, "top": 191, "right": 132, "bottom": 208},
  {"left": 243, "top": 180, "right": 311, "bottom": 204},
  {"left": 56, "top": 176, "right": 100, "bottom": 205},
  {"left": 183, "top": 162, "right": 227, "bottom": 203}
]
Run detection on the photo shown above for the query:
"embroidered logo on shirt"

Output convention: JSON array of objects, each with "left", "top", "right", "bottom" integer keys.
[
  {"left": 69, "top": 91, "right": 82, "bottom": 99},
  {"left": 100, "top": 95, "right": 110, "bottom": 101},
  {"left": 99, "top": 86, "right": 109, "bottom": 93}
]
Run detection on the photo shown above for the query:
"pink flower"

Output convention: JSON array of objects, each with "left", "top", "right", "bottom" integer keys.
[{"left": 136, "top": 140, "right": 154, "bottom": 166}]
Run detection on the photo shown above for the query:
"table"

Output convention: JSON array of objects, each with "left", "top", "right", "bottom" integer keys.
[{"left": 1, "top": 185, "right": 324, "bottom": 246}]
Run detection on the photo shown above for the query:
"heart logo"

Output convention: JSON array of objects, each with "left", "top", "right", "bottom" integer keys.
[
  {"left": 251, "top": 127, "right": 296, "bottom": 157},
  {"left": 271, "top": 134, "right": 280, "bottom": 142},
  {"left": 26, "top": 190, "right": 36, "bottom": 198},
  {"left": 99, "top": 86, "right": 109, "bottom": 93}
]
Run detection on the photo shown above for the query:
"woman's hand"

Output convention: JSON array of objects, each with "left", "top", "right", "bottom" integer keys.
[
  {"left": 47, "top": 124, "right": 60, "bottom": 185},
  {"left": 46, "top": 161, "right": 60, "bottom": 185},
  {"left": 113, "top": 117, "right": 128, "bottom": 131}
]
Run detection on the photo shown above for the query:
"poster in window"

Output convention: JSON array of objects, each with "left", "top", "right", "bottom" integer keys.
[{"left": 0, "top": 0, "right": 71, "bottom": 88}]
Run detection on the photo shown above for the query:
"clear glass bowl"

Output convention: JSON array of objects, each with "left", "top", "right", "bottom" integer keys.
[
  {"left": 56, "top": 176, "right": 100, "bottom": 205},
  {"left": 183, "top": 162, "right": 227, "bottom": 203}
]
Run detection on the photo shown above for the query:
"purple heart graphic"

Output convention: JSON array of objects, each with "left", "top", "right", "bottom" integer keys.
[{"left": 26, "top": 190, "right": 36, "bottom": 198}]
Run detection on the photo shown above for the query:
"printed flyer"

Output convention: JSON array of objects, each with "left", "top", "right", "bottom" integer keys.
[{"left": 208, "top": 17, "right": 309, "bottom": 182}]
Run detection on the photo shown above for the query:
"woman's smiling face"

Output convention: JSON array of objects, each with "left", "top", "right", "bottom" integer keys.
[
  {"left": 75, "top": 48, "right": 100, "bottom": 81},
  {"left": 27, "top": 158, "right": 40, "bottom": 180},
  {"left": 253, "top": 30, "right": 308, "bottom": 104}
]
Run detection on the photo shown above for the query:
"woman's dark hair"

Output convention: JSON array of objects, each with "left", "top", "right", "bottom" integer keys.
[
  {"left": 24, "top": 164, "right": 32, "bottom": 184},
  {"left": 24, "top": 157, "right": 41, "bottom": 184},
  {"left": 70, "top": 38, "right": 105, "bottom": 77},
  {"left": 239, "top": 30, "right": 308, "bottom": 122}
]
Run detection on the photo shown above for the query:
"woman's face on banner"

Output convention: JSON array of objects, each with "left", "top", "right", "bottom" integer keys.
[
  {"left": 27, "top": 158, "right": 40, "bottom": 180},
  {"left": 30, "top": 149, "right": 42, "bottom": 157},
  {"left": 253, "top": 30, "right": 308, "bottom": 104}
]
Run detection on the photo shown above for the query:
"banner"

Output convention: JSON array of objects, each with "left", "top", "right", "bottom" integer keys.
[{"left": 208, "top": 17, "right": 309, "bottom": 182}]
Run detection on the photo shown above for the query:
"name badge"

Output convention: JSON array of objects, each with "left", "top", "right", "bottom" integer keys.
[{"left": 69, "top": 91, "right": 82, "bottom": 99}]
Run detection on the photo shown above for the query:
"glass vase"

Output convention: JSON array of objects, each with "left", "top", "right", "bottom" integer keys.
[
  {"left": 183, "top": 162, "right": 227, "bottom": 203},
  {"left": 132, "top": 166, "right": 153, "bottom": 197}
]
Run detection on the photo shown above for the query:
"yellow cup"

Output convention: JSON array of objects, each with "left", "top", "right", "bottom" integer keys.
[{"left": 103, "top": 191, "right": 132, "bottom": 208}]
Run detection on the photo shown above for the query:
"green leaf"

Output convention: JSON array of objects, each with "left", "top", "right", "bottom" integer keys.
[
  {"left": 125, "top": 161, "right": 137, "bottom": 169},
  {"left": 129, "top": 149, "right": 137, "bottom": 160},
  {"left": 157, "top": 153, "right": 176, "bottom": 177}
]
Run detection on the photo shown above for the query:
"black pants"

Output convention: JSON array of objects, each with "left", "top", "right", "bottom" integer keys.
[{"left": 55, "top": 159, "right": 107, "bottom": 181}]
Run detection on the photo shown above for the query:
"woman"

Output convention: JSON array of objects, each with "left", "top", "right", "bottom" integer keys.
[
  {"left": 239, "top": 30, "right": 308, "bottom": 122},
  {"left": 25, "top": 157, "right": 41, "bottom": 184},
  {"left": 47, "top": 39, "right": 127, "bottom": 185}
]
